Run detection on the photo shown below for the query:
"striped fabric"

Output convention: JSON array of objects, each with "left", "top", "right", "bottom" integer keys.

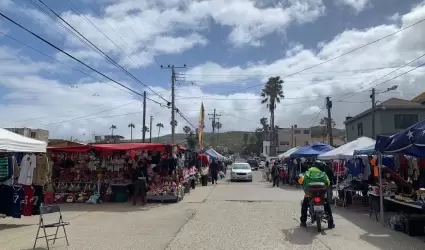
[{"left": 0, "top": 157, "right": 9, "bottom": 181}]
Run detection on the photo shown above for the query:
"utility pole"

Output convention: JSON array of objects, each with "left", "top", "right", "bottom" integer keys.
[
  {"left": 160, "top": 64, "right": 186, "bottom": 144},
  {"left": 142, "top": 91, "right": 146, "bottom": 142},
  {"left": 208, "top": 108, "right": 221, "bottom": 147},
  {"left": 149, "top": 116, "right": 153, "bottom": 143},
  {"left": 326, "top": 97, "right": 333, "bottom": 146},
  {"left": 370, "top": 88, "right": 376, "bottom": 139}
]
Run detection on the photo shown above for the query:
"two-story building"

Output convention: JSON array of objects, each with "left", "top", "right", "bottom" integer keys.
[
  {"left": 4, "top": 127, "right": 49, "bottom": 142},
  {"left": 344, "top": 98, "right": 425, "bottom": 142},
  {"left": 277, "top": 126, "right": 311, "bottom": 153}
]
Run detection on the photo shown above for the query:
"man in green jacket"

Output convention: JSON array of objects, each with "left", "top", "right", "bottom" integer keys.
[{"left": 298, "top": 162, "right": 335, "bottom": 228}]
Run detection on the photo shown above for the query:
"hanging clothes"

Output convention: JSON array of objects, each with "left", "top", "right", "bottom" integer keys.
[
  {"left": 33, "top": 155, "right": 49, "bottom": 186},
  {"left": 18, "top": 154, "right": 36, "bottom": 185}
]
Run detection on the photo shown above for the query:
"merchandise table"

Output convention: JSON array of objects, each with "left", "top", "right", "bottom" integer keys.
[{"left": 384, "top": 197, "right": 423, "bottom": 210}]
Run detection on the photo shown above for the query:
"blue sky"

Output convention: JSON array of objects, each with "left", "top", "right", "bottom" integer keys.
[{"left": 0, "top": 0, "right": 425, "bottom": 140}]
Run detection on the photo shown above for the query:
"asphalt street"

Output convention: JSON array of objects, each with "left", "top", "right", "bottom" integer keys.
[{"left": 1, "top": 171, "right": 424, "bottom": 250}]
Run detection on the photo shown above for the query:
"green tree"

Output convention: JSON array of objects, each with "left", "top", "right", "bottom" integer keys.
[
  {"left": 128, "top": 123, "right": 135, "bottom": 141},
  {"left": 187, "top": 131, "right": 197, "bottom": 150},
  {"left": 156, "top": 123, "right": 164, "bottom": 140},
  {"left": 215, "top": 122, "right": 222, "bottom": 132},
  {"left": 110, "top": 125, "right": 117, "bottom": 137},
  {"left": 261, "top": 76, "right": 284, "bottom": 155},
  {"left": 142, "top": 126, "right": 149, "bottom": 133}
]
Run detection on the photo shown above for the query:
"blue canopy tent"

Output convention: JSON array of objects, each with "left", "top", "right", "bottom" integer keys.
[
  {"left": 204, "top": 151, "right": 217, "bottom": 159},
  {"left": 375, "top": 119, "right": 425, "bottom": 157},
  {"left": 290, "top": 142, "right": 334, "bottom": 158},
  {"left": 374, "top": 119, "right": 425, "bottom": 224}
]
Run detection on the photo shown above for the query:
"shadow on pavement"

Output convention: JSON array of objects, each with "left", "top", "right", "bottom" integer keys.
[
  {"left": 0, "top": 224, "right": 33, "bottom": 231},
  {"left": 58, "top": 202, "right": 174, "bottom": 213},
  {"left": 282, "top": 226, "right": 330, "bottom": 245},
  {"left": 333, "top": 206, "right": 425, "bottom": 249}
]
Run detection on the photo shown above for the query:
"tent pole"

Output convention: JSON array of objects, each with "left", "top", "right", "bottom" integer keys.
[
  {"left": 378, "top": 153, "right": 384, "bottom": 224},
  {"left": 335, "top": 160, "right": 339, "bottom": 207}
]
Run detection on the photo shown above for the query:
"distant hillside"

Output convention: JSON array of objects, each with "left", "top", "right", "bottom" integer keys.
[{"left": 150, "top": 126, "right": 345, "bottom": 151}]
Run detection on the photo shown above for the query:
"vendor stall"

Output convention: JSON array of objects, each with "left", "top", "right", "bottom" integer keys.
[
  {"left": 374, "top": 119, "right": 425, "bottom": 235},
  {"left": 278, "top": 146, "right": 299, "bottom": 159},
  {"left": 0, "top": 128, "right": 48, "bottom": 219}
]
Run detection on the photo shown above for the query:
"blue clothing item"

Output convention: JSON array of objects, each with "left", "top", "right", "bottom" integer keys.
[{"left": 12, "top": 186, "right": 24, "bottom": 218}]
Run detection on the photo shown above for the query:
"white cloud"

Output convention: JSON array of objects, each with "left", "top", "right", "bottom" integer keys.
[
  {"left": 335, "top": 0, "right": 370, "bottom": 13},
  {"left": 0, "top": 1, "right": 425, "bottom": 142}
]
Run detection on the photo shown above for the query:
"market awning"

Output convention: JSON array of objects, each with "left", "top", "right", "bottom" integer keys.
[
  {"left": 91, "top": 143, "right": 169, "bottom": 151},
  {"left": 290, "top": 142, "right": 334, "bottom": 158},
  {"left": 0, "top": 128, "right": 47, "bottom": 153},
  {"left": 47, "top": 145, "right": 92, "bottom": 152},
  {"left": 317, "top": 137, "right": 375, "bottom": 160}
]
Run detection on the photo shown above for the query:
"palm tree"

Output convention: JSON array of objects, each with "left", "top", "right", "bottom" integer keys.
[
  {"left": 319, "top": 117, "right": 336, "bottom": 142},
  {"left": 183, "top": 125, "right": 192, "bottom": 135},
  {"left": 142, "top": 126, "right": 149, "bottom": 134},
  {"left": 261, "top": 76, "right": 284, "bottom": 156},
  {"left": 156, "top": 122, "right": 164, "bottom": 139},
  {"left": 215, "top": 122, "right": 222, "bottom": 132},
  {"left": 128, "top": 123, "right": 135, "bottom": 141},
  {"left": 109, "top": 125, "right": 117, "bottom": 143}
]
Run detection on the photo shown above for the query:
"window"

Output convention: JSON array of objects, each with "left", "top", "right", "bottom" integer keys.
[
  {"left": 30, "top": 132, "right": 36, "bottom": 138},
  {"left": 394, "top": 114, "right": 418, "bottom": 129},
  {"left": 357, "top": 123, "right": 363, "bottom": 136},
  {"left": 303, "top": 129, "right": 310, "bottom": 134},
  {"left": 279, "top": 141, "right": 289, "bottom": 145},
  {"left": 294, "top": 129, "right": 301, "bottom": 134}
]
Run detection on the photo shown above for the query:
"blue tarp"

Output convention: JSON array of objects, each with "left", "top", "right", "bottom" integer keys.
[
  {"left": 353, "top": 144, "right": 376, "bottom": 156},
  {"left": 204, "top": 151, "right": 217, "bottom": 159},
  {"left": 375, "top": 119, "right": 425, "bottom": 158},
  {"left": 290, "top": 142, "right": 334, "bottom": 158}
]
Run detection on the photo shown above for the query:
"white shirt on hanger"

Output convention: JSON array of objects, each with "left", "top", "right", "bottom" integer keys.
[{"left": 18, "top": 154, "right": 37, "bottom": 185}]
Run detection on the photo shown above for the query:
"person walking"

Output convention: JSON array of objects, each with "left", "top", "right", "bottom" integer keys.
[
  {"left": 132, "top": 162, "right": 147, "bottom": 205},
  {"left": 210, "top": 159, "right": 219, "bottom": 185},
  {"left": 271, "top": 162, "right": 279, "bottom": 187},
  {"left": 200, "top": 165, "right": 209, "bottom": 186}
]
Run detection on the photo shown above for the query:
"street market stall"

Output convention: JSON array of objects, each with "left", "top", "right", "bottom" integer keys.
[
  {"left": 278, "top": 146, "right": 299, "bottom": 159},
  {"left": 373, "top": 119, "right": 425, "bottom": 236},
  {"left": 204, "top": 148, "right": 225, "bottom": 160},
  {"left": 317, "top": 137, "right": 376, "bottom": 206},
  {"left": 0, "top": 128, "right": 48, "bottom": 219},
  {"left": 47, "top": 143, "right": 187, "bottom": 204},
  {"left": 288, "top": 143, "right": 334, "bottom": 183}
]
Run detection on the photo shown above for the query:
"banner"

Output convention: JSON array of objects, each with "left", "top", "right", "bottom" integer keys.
[{"left": 198, "top": 102, "right": 205, "bottom": 150}]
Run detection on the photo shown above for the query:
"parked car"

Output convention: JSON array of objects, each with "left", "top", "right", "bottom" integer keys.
[
  {"left": 230, "top": 162, "right": 253, "bottom": 182},
  {"left": 247, "top": 159, "right": 259, "bottom": 171},
  {"left": 259, "top": 161, "right": 265, "bottom": 169}
]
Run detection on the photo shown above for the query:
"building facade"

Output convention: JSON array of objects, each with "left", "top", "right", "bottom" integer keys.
[
  {"left": 344, "top": 98, "right": 425, "bottom": 142},
  {"left": 277, "top": 127, "right": 311, "bottom": 153},
  {"left": 4, "top": 127, "right": 49, "bottom": 142}
]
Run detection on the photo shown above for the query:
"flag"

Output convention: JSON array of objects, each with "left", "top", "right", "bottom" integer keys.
[{"left": 198, "top": 102, "right": 205, "bottom": 150}]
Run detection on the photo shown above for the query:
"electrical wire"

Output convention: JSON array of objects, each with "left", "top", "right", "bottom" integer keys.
[
  {"left": 308, "top": 107, "right": 326, "bottom": 127},
  {"left": 335, "top": 52, "right": 425, "bottom": 102},
  {"left": 0, "top": 11, "right": 166, "bottom": 107},
  {"left": 36, "top": 0, "right": 170, "bottom": 104},
  {"left": 179, "top": 17, "right": 425, "bottom": 99}
]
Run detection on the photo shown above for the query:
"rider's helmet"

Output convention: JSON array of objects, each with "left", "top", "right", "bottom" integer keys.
[{"left": 311, "top": 160, "right": 327, "bottom": 172}]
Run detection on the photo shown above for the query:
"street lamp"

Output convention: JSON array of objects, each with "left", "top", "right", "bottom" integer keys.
[{"left": 371, "top": 85, "right": 399, "bottom": 139}]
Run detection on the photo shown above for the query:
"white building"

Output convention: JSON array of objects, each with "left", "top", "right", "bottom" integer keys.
[
  {"left": 4, "top": 127, "right": 49, "bottom": 142},
  {"left": 262, "top": 140, "right": 271, "bottom": 156},
  {"left": 277, "top": 126, "right": 311, "bottom": 153}
]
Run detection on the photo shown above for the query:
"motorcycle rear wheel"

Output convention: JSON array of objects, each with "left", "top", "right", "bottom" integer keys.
[{"left": 316, "top": 218, "right": 322, "bottom": 232}]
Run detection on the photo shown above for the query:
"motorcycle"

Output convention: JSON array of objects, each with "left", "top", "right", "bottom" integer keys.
[{"left": 306, "top": 183, "right": 329, "bottom": 232}]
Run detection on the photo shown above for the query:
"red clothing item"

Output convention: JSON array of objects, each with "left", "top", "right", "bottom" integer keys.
[
  {"left": 400, "top": 155, "right": 408, "bottom": 171},
  {"left": 23, "top": 185, "right": 34, "bottom": 216},
  {"left": 419, "top": 159, "right": 425, "bottom": 170}
]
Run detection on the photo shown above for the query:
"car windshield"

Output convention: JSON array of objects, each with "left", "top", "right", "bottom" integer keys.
[{"left": 233, "top": 164, "right": 250, "bottom": 169}]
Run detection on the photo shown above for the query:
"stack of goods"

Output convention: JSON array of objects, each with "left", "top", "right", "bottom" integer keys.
[
  {"left": 53, "top": 182, "right": 98, "bottom": 203},
  {"left": 103, "top": 170, "right": 132, "bottom": 185},
  {"left": 147, "top": 175, "right": 178, "bottom": 196}
]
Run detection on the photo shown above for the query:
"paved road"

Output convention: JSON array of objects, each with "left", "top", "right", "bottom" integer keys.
[{"left": 1, "top": 171, "right": 424, "bottom": 250}]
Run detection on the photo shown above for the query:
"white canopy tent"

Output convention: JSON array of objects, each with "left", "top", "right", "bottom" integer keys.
[
  {"left": 0, "top": 128, "right": 47, "bottom": 153},
  {"left": 317, "top": 137, "right": 375, "bottom": 160},
  {"left": 278, "top": 146, "right": 300, "bottom": 159}
]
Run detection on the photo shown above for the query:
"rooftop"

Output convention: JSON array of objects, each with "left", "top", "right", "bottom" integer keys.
[{"left": 344, "top": 98, "right": 425, "bottom": 124}]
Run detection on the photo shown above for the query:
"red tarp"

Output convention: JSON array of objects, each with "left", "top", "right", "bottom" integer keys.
[
  {"left": 91, "top": 143, "right": 168, "bottom": 152},
  {"left": 47, "top": 145, "right": 92, "bottom": 152}
]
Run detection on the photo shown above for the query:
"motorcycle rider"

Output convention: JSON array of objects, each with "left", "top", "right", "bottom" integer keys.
[{"left": 298, "top": 161, "right": 335, "bottom": 229}]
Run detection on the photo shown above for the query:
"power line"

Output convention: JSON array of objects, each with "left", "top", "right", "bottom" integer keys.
[
  {"left": 335, "top": 52, "right": 425, "bottom": 102},
  {"left": 309, "top": 106, "right": 326, "bottom": 127},
  {"left": 179, "top": 17, "right": 425, "bottom": 99},
  {"left": 37, "top": 0, "right": 170, "bottom": 104},
  {"left": 0, "top": 11, "right": 166, "bottom": 107}
]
